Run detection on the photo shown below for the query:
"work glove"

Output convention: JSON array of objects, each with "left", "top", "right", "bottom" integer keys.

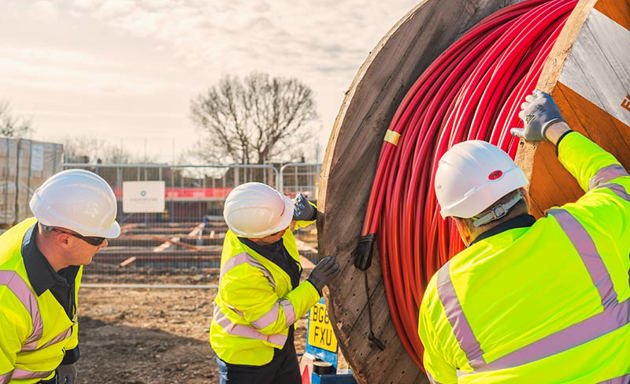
[
  {"left": 510, "top": 90, "right": 565, "bottom": 142},
  {"left": 56, "top": 363, "right": 77, "bottom": 384},
  {"left": 307, "top": 256, "right": 340, "bottom": 294},
  {"left": 293, "top": 193, "right": 316, "bottom": 221}
]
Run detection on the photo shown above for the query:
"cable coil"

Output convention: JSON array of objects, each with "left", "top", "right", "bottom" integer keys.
[{"left": 360, "top": 0, "right": 577, "bottom": 368}]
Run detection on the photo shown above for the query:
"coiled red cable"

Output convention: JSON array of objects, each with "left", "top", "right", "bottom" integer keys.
[{"left": 360, "top": 0, "right": 577, "bottom": 369}]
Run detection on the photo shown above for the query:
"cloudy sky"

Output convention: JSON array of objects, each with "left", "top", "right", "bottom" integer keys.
[{"left": 0, "top": 0, "right": 418, "bottom": 162}]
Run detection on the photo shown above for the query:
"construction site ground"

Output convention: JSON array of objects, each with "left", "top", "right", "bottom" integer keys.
[
  {"left": 78, "top": 275, "right": 311, "bottom": 384},
  {"left": 76, "top": 227, "right": 320, "bottom": 384}
]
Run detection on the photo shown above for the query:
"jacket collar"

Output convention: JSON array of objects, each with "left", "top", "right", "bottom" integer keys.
[
  {"left": 470, "top": 214, "right": 536, "bottom": 246},
  {"left": 22, "top": 223, "right": 70, "bottom": 296}
]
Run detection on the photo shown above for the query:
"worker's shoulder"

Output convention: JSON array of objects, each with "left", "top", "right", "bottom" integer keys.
[{"left": 0, "top": 219, "right": 36, "bottom": 265}]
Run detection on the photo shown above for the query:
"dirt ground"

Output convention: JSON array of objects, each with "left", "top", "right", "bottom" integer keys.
[
  {"left": 77, "top": 277, "right": 310, "bottom": 384},
  {"left": 75, "top": 227, "right": 321, "bottom": 383}
]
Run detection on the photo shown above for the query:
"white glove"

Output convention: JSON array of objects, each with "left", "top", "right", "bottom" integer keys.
[{"left": 510, "top": 90, "right": 565, "bottom": 142}]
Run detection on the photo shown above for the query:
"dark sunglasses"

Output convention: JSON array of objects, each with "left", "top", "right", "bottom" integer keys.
[{"left": 51, "top": 228, "right": 106, "bottom": 246}]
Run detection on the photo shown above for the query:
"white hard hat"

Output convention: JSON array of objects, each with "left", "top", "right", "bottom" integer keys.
[
  {"left": 30, "top": 169, "right": 121, "bottom": 238},
  {"left": 434, "top": 140, "right": 528, "bottom": 218},
  {"left": 223, "top": 182, "right": 293, "bottom": 238}
]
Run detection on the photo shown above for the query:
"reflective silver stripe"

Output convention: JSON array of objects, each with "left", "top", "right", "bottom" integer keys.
[
  {"left": 480, "top": 298, "right": 628, "bottom": 371},
  {"left": 439, "top": 208, "right": 627, "bottom": 372},
  {"left": 280, "top": 299, "right": 296, "bottom": 326},
  {"left": 599, "top": 374, "right": 630, "bottom": 384},
  {"left": 22, "top": 327, "right": 72, "bottom": 352},
  {"left": 221, "top": 252, "right": 276, "bottom": 289},
  {"left": 598, "top": 183, "right": 630, "bottom": 202},
  {"left": 251, "top": 302, "right": 279, "bottom": 329},
  {"left": 477, "top": 209, "right": 628, "bottom": 371},
  {"left": 0, "top": 271, "right": 43, "bottom": 348},
  {"left": 0, "top": 372, "right": 11, "bottom": 384},
  {"left": 251, "top": 299, "right": 296, "bottom": 329},
  {"left": 214, "top": 305, "right": 287, "bottom": 347},
  {"left": 220, "top": 253, "right": 251, "bottom": 277},
  {"left": 36, "top": 327, "right": 73, "bottom": 350},
  {"left": 10, "top": 368, "right": 53, "bottom": 379},
  {"left": 0, "top": 270, "right": 73, "bottom": 382},
  {"left": 436, "top": 263, "right": 485, "bottom": 367},
  {"left": 589, "top": 164, "right": 629, "bottom": 189},
  {"left": 548, "top": 209, "right": 616, "bottom": 306}
]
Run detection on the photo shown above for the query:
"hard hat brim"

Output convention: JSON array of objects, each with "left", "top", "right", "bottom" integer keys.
[
  {"left": 101, "top": 221, "right": 121, "bottom": 239},
  {"left": 440, "top": 166, "right": 528, "bottom": 218},
  {"left": 247, "top": 195, "right": 294, "bottom": 238}
]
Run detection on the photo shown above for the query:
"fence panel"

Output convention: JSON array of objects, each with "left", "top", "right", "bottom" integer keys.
[
  {"left": 279, "top": 163, "right": 321, "bottom": 199},
  {"left": 61, "top": 163, "right": 319, "bottom": 284}
]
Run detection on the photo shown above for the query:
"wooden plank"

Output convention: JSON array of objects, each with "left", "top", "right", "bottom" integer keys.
[
  {"left": 537, "top": 0, "right": 598, "bottom": 91},
  {"left": 319, "top": 1, "right": 521, "bottom": 382},
  {"left": 152, "top": 236, "right": 179, "bottom": 252},
  {"left": 188, "top": 222, "right": 205, "bottom": 236},
  {"left": 558, "top": 8, "right": 630, "bottom": 127},
  {"left": 555, "top": 83, "right": 630, "bottom": 163},
  {"left": 519, "top": 0, "right": 630, "bottom": 217},
  {"left": 594, "top": 0, "right": 630, "bottom": 29},
  {"left": 118, "top": 257, "right": 137, "bottom": 268}
]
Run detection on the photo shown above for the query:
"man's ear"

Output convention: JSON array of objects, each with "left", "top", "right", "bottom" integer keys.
[{"left": 53, "top": 232, "right": 71, "bottom": 247}]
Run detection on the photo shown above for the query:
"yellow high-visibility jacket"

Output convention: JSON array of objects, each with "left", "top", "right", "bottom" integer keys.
[
  {"left": 419, "top": 133, "right": 630, "bottom": 383},
  {"left": 0, "top": 219, "right": 81, "bottom": 384},
  {"left": 209, "top": 220, "right": 321, "bottom": 365}
]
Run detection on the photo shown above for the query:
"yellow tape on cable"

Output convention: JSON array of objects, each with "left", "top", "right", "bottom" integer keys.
[{"left": 384, "top": 129, "right": 400, "bottom": 146}]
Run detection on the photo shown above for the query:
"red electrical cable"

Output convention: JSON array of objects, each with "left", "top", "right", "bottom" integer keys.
[{"left": 360, "top": 0, "right": 577, "bottom": 369}]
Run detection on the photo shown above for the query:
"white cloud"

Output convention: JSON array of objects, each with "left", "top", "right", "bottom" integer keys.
[
  {"left": 2, "top": 0, "right": 419, "bottom": 161},
  {"left": 0, "top": 45, "right": 175, "bottom": 96},
  {"left": 30, "top": 1, "right": 60, "bottom": 22},
  {"left": 64, "top": 0, "right": 417, "bottom": 77}
]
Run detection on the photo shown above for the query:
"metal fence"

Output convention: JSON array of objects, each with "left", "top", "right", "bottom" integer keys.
[
  {"left": 279, "top": 163, "right": 321, "bottom": 198},
  {"left": 62, "top": 162, "right": 321, "bottom": 284}
]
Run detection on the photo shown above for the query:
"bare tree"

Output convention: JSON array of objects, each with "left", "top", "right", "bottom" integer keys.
[
  {"left": 62, "top": 136, "right": 103, "bottom": 163},
  {"left": 62, "top": 136, "right": 149, "bottom": 164},
  {"left": 101, "top": 145, "right": 133, "bottom": 164},
  {"left": 190, "top": 73, "right": 318, "bottom": 164},
  {"left": 0, "top": 101, "right": 33, "bottom": 138}
]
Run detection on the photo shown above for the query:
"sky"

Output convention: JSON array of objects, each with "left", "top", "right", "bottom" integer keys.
[{"left": 0, "top": 0, "right": 418, "bottom": 163}]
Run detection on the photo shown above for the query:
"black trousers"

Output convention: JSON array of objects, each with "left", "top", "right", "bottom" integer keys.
[{"left": 216, "top": 342, "right": 301, "bottom": 384}]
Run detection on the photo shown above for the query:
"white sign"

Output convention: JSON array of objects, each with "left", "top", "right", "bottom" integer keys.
[
  {"left": 31, "top": 145, "right": 44, "bottom": 171},
  {"left": 122, "top": 181, "right": 165, "bottom": 213}
]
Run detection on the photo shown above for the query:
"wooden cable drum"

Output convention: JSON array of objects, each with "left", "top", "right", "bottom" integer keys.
[{"left": 317, "top": 0, "right": 629, "bottom": 383}]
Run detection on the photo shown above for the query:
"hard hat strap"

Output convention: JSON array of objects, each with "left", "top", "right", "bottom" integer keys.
[{"left": 472, "top": 191, "right": 523, "bottom": 227}]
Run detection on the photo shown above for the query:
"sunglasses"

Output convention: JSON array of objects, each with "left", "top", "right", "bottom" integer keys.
[{"left": 51, "top": 228, "right": 106, "bottom": 246}]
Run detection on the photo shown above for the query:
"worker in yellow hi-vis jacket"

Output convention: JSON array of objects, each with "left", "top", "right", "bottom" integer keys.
[
  {"left": 419, "top": 90, "right": 629, "bottom": 383},
  {"left": 210, "top": 182, "right": 339, "bottom": 384},
  {"left": 0, "top": 170, "right": 120, "bottom": 384}
]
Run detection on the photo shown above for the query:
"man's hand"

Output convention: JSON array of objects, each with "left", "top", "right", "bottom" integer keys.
[
  {"left": 293, "top": 193, "right": 316, "bottom": 221},
  {"left": 510, "top": 90, "right": 565, "bottom": 142},
  {"left": 307, "top": 256, "right": 340, "bottom": 294},
  {"left": 56, "top": 364, "right": 77, "bottom": 384}
]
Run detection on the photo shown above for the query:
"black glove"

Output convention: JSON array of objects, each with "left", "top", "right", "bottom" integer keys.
[
  {"left": 56, "top": 363, "right": 77, "bottom": 384},
  {"left": 510, "top": 90, "right": 565, "bottom": 142},
  {"left": 307, "top": 256, "right": 340, "bottom": 294},
  {"left": 293, "top": 193, "right": 316, "bottom": 221}
]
